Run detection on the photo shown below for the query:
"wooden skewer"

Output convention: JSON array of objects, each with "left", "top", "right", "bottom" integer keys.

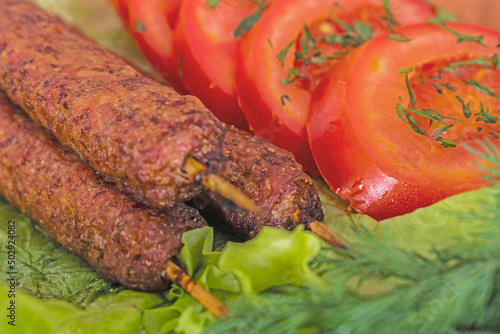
[
  {"left": 184, "top": 156, "right": 261, "bottom": 213},
  {"left": 165, "top": 261, "right": 230, "bottom": 318},
  {"left": 293, "top": 210, "right": 346, "bottom": 249}
]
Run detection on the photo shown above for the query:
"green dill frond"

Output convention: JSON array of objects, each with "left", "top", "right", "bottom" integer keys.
[{"left": 206, "top": 148, "right": 500, "bottom": 333}]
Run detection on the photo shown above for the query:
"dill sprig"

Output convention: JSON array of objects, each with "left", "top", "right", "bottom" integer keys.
[
  {"left": 277, "top": 10, "right": 375, "bottom": 85},
  {"left": 233, "top": 0, "right": 268, "bottom": 37},
  {"left": 396, "top": 103, "right": 460, "bottom": 147},
  {"left": 464, "top": 78, "right": 500, "bottom": 100},
  {"left": 206, "top": 180, "right": 500, "bottom": 333},
  {"left": 382, "top": 0, "right": 398, "bottom": 26},
  {"left": 397, "top": 54, "right": 500, "bottom": 147},
  {"left": 279, "top": 67, "right": 307, "bottom": 85},
  {"left": 428, "top": 18, "right": 488, "bottom": 46},
  {"left": 206, "top": 0, "right": 220, "bottom": 9},
  {"left": 429, "top": 55, "right": 497, "bottom": 79},
  {"left": 329, "top": 13, "right": 374, "bottom": 48}
]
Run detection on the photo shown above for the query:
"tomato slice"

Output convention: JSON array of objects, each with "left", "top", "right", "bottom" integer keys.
[
  {"left": 236, "top": 0, "right": 435, "bottom": 173},
  {"left": 109, "top": 0, "right": 132, "bottom": 27},
  {"left": 121, "top": 0, "right": 186, "bottom": 94},
  {"left": 173, "top": 0, "right": 265, "bottom": 130},
  {"left": 308, "top": 22, "right": 500, "bottom": 220}
]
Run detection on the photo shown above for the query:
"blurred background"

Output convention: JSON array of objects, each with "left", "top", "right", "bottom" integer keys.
[{"left": 430, "top": 0, "right": 500, "bottom": 29}]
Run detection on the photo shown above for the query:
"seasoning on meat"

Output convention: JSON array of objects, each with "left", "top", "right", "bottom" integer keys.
[
  {"left": 0, "top": 92, "right": 206, "bottom": 292},
  {"left": 191, "top": 126, "right": 324, "bottom": 239},
  {"left": 0, "top": 0, "right": 225, "bottom": 208}
]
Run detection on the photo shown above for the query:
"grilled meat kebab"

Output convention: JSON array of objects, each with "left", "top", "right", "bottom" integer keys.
[
  {"left": 0, "top": 0, "right": 326, "bottom": 244},
  {"left": 0, "top": 91, "right": 206, "bottom": 291},
  {"left": 0, "top": 0, "right": 225, "bottom": 208},
  {"left": 192, "top": 126, "right": 324, "bottom": 239}
]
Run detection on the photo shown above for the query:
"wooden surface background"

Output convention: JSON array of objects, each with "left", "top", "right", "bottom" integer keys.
[{"left": 429, "top": 0, "right": 500, "bottom": 30}]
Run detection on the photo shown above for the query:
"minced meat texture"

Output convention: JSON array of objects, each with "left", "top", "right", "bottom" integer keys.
[
  {"left": 0, "top": 0, "right": 225, "bottom": 208},
  {"left": 0, "top": 91, "right": 206, "bottom": 291},
  {"left": 191, "top": 126, "right": 324, "bottom": 239}
]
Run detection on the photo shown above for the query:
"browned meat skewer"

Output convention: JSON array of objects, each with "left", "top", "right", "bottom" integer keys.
[
  {"left": 0, "top": 0, "right": 335, "bottom": 246},
  {"left": 191, "top": 126, "right": 324, "bottom": 240},
  {"left": 0, "top": 91, "right": 206, "bottom": 292},
  {"left": 0, "top": 0, "right": 225, "bottom": 208}
]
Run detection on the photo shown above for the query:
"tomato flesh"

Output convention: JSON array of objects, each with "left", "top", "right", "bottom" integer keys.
[
  {"left": 173, "top": 0, "right": 261, "bottom": 130},
  {"left": 117, "top": 0, "right": 186, "bottom": 94},
  {"left": 409, "top": 56, "right": 500, "bottom": 143},
  {"left": 309, "top": 22, "right": 500, "bottom": 220},
  {"left": 109, "top": 0, "right": 132, "bottom": 27},
  {"left": 236, "top": 0, "right": 435, "bottom": 173}
]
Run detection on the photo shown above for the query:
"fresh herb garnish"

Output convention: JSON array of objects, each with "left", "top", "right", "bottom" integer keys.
[
  {"left": 280, "top": 67, "right": 307, "bottom": 85},
  {"left": 386, "top": 33, "right": 413, "bottom": 42},
  {"left": 386, "top": 23, "right": 396, "bottom": 33},
  {"left": 330, "top": 13, "right": 374, "bottom": 48},
  {"left": 492, "top": 54, "right": 499, "bottom": 68},
  {"left": 277, "top": 40, "right": 294, "bottom": 67},
  {"left": 439, "top": 82, "right": 458, "bottom": 92},
  {"left": 177, "top": 52, "right": 184, "bottom": 79},
  {"left": 280, "top": 94, "right": 291, "bottom": 106},
  {"left": 435, "top": 136, "right": 457, "bottom": 148},
  {"left": 428, "top": 19, "right": 487, "bottom": 46},
  {"left": 206, "top": 0, "right": 220, "bottom": 9},
  {"left": 403, "top": 70, "right": 417, "bottom": 107},
  {"left": 267, "top": 38, "right": 274, "bottom": 49},
  {"left": 398, "top": 52, "right": 500, "bottom": 147},
  {"left": 464, "top": 78, "right": 500, "bottom": 100},
  {"left": 382, "top": 0, "right": 398, "bottom": 26},
  {"left": 474, "top": 102, "right": 499, "bottom": 124},
  {"left": 430, "top": 81, "right": 444, "bottom": 94},
  {"left": 295, "top": 24, "right": 322, "bottom": 66},
  {"left": 234, "top": 11, "right": 262, "bottom": 37},
  {"left": 134, "top": 20, "right": 146, "bottom": 32},
  {"left": 431, "top": 56, "right": 496, "bottom": 79},
  {"left": 396, "top": 103, "right": 460, "bottom": 139},
  {"left": 233, "top": 1, "right": 268, "bottom": 37},
  {"left": 456, "top": 96, "right": 472, "bottom": 118},
  {"left": 398, "top": 68, "right": 414, "bottom": 74},
  {"left": 432, "top": 124, "right": 454, "bottom": 138}
]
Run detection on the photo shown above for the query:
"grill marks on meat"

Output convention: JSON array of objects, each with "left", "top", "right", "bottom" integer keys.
[
  {"left": 0, "top": 92, "right": 206, "bottom": 291},
  {"left": 192, "top": 127, "right": 324, "bottom": 239},
  {"left": 0, "top": 0, "right": 225, "bottom": 208}
]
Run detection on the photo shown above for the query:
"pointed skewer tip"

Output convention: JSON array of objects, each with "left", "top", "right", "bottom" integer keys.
[
  {"left": 165, "top": 261, "right": 229, "bottom": 318},
  {"left": 184, "top": 156, "right": 261, "bottom": 213},
  {"left": 293, "top": 210, "right": 346, "bottom": 249}
]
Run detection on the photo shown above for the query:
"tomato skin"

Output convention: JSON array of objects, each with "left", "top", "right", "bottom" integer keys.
[
  {"left": 236, "top": 0, "right": 436, "bottom": 174},
  {"left": 173, "top": 0, "right": 257, "bottom": 131},
  {"left": 116, "top": 0, "right": 187, "bottom": 94},
  {"left": 309, "top": 53, "right": 454, "bottom": 220},
  {"left": 347, "top": 22, "right": 500, "bottom": 188},
  {"left": 109, "top": 0, "right": 132, "bottom": 27},
  {"left": 309, "top": 22, "right": 500, "bottom": 220}
]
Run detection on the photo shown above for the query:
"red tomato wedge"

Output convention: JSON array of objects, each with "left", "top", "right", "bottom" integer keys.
[
  {"left": 236, "top": 0, "right": 436, "bottom": 173},
  {"left": 173, "top": 0, "right": 265, "bottom": 130},
  {"left": 308, "top": 22, "right": 500, "bottom": 220},
  {"left": 109, "top": 0, "right": 132, "bottom": 27},
  {"left": 114, "top": 0, "right": 187, "bottom": 94}
]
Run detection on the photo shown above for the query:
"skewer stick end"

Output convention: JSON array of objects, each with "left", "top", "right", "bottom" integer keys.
[
  {"left": 293, "top": 211, "right": 346, "bottom": 249},
  {"left": 165, "top": 261, "right": 229, "bottom": 318},
  {"left": 184, "top": 156, "right": 261, "bottom": 213}
]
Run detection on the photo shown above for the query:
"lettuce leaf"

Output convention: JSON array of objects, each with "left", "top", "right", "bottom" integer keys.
[
  {"left": 1, "top": 184, "right": 499, "bottom": 333},
  {"left": 0, "top": 199, "right": 119, "bottom": 306},
  {"left": 0, "top": 208, "right": 323, "bottom": 334},
  {"left": 0, "top": 2, "right": 497, "bottom": 334}
]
